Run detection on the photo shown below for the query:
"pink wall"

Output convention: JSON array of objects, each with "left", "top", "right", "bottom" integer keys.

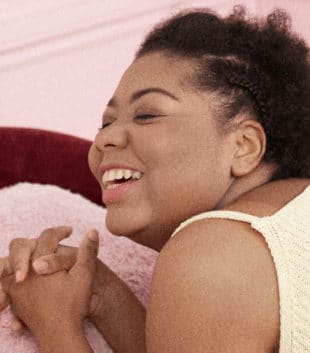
[{"left": 0, "top": 0, "right": 309, "bottom": 140}]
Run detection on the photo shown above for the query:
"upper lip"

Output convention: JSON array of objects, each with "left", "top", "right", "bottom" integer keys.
[{"left": 99, "top": 163, "right": 144, "bottom": 177}]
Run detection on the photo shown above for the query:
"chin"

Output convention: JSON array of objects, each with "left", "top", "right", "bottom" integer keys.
[
  {"left": 105, "top": 216, "right": 162, "bottom": 251},
  {"left": 106, "top": 196, "right": 152, "bottom": 217},
  {"left": 104, "top": 204, "right": 174, "bottom": 250},
  {"left": 105, "top": 207, "right": 148, "bottom": 236}
]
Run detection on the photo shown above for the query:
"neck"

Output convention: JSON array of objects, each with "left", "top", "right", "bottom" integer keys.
[{"left": 216, "top": 163, "right": 277, "bottom": 209}]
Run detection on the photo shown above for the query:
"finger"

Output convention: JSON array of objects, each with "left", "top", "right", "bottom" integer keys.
[
  {"left": 32, "top": 245, "right": 77, "bottom": 274},
  {"left": 0, "top": 257, "right": 13, "bottom": 277},
  {"left": 32, "top": 253, "right": 76, "bottom": 275},
  {"left": 55, "top": 244, "right": 78, "bottom": 257},
  {"left": 32, "top": 226, "right": 73, "bottom": 261},
  {"left": 70, "top": 230, "right": 99, "bottom": 278},
  {"left": 11, "top": 315, "right": 24, "bottom": 333},
  {"left": 9, "top": 238, "right": 37, "bottom": 283},
  {"left": 0, "top": 275, "right": 15, "bottom": 294},
  {"left": 0, "top": 284, "right": 10, "bottom": 311}
]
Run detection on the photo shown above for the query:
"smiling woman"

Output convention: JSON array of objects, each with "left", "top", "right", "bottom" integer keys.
[
  {"left": 89, "top": 52, "right": 236, "bottom": 249},
  {"left": 0, "top": 5, "right": 309, "bottom": 353}
]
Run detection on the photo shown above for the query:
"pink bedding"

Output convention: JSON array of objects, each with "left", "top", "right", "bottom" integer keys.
[{"left": 0, "top": 183, "right": 157, "bottom": 353}]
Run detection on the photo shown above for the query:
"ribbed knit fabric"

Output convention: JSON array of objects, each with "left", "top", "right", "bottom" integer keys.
[{"left": 171, "top": 185, "right": 310, "bottom": 353}]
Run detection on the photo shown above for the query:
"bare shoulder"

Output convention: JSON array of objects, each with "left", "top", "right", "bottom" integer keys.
[
  {"left": 146, "top": 178, "right": 309, "bottom": 352},
  {"left": 147, "top": 217, "right": 280, "bottom": 353},
  {"left": 224, "top": 178, "right": 310, "bottom": 217}
]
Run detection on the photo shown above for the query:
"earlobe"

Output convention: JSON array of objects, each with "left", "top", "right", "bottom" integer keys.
[{"left": 231, "top": 119, "right": 266, "bottom": 177}]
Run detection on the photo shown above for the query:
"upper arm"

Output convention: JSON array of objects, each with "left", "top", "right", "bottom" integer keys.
[{"left": 146, "top": 219, "right": 279, "bottom": 353}]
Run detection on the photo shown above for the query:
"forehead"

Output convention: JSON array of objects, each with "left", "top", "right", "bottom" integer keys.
[{"left": 113, "top": 52, "right": 196, "bottom": 99}]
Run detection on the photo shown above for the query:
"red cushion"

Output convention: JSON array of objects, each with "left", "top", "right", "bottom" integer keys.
[{"left": 0, "top": 127, "right": 102, "bottom": 206}]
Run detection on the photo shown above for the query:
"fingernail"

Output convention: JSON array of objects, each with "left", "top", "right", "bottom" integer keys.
[
  {"left": 15, "top": 270, "right": 24, "bottom": 283},
  {"left": 88, "top": 231, "right": 98, "bottom": 242},
  {"left": 33, "top": 261, "right": 48, "bottom": 273}
]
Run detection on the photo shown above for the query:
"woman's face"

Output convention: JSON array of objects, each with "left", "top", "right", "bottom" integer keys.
[{"left": 88, "top": 52, "right": 235, "bottom": 250}]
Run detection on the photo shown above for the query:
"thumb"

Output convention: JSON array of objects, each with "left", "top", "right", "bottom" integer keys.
[{"left": 69, "top": 230, "right": 99, "bottom": 278}]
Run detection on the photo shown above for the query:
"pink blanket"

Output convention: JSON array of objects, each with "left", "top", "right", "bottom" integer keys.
[{"left": 0, "top": 183, "right": 158, "bottom": 353}]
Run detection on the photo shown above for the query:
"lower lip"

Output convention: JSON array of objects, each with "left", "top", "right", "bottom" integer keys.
[{"left": 102, "top": 179, "right": 140, "bottom": 204}]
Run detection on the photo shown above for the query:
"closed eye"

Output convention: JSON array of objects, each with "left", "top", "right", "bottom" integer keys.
[
  {"left": 135, "top": 114, "right": 157, "bottom": 119},
  {"left": 98, "top": 122, "right": 112, "bottom": 131},
  {"left": 98, "top": 114, "right": 161, "bottom": 131},
  {"left": 135, "top": 114, "right": 159, "bottom": 120}
]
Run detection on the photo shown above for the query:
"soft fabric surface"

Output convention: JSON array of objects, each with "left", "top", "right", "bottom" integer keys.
[
  {"left": 0, "top": 183, "right": 158, "bottom": 353},
  {"left": 0, "top": 127, "right": 102, "bottom": 206}
]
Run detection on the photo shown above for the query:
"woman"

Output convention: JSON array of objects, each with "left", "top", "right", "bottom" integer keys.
[{"left": 0, "top": 6, "right": 309, "bottom": 353}]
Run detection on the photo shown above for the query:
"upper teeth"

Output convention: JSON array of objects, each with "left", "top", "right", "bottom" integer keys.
[{"left": 102, "top": 168, "right": 142, "bottom": 185}]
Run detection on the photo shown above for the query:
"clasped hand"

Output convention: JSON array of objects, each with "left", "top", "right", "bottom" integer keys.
[{"left": 0, "top": 227, "right": 100, "bottom": 339}]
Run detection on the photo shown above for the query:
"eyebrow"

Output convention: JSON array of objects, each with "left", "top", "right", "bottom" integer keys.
[{"left": 107, "top": 87, "right": 179, "bottom": 108}]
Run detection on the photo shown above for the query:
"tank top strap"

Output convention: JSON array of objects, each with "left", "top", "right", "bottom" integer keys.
[{"left": 171, "top": 210, "right": 259, "bottom": 238}]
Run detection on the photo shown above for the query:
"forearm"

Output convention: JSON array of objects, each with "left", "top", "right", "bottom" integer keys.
[
  {"left": 90, "top": 262, "right": 147, "bottom": 353},
  {"left": 38, "top": 322, "right": 94, "bottom": 353}
]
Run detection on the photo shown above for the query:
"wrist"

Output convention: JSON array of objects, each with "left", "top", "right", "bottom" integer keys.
[
  {"left": 89, "top": 286, "right": 147, "bottom": 353},
  {"left": 37, "top": 321, "right": 92, "bottom": 353}
]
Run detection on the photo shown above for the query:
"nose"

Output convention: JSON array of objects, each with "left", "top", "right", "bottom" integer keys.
[{"left": 94, "top": 122, "right": 128, "bottom": 152}]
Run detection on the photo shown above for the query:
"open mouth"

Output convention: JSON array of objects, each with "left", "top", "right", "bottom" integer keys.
[
  {"left": 102, "top": 169, "right": 143, "bottom": 190},
  {"left": 104, "top": 177, "right": 136, "bottom": 190}
]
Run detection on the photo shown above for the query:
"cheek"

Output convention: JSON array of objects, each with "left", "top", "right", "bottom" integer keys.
[
  {"left": 145, "top": 133, "right": 229, "bottom": 218},
  {"left": 88, "top": 144, "right": 102, "bottom": 178},
  {"left": 139, "top": 141, "right": 197, "bottom": 218}
]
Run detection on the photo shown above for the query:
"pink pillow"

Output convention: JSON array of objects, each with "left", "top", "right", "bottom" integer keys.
[{"left": 0, "top": 183, "right": 158, "bottom": 353}]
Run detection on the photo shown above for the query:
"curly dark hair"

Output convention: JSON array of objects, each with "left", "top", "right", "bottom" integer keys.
[{"left": 136, "top": 6, "right": 310, "bottom": 180}]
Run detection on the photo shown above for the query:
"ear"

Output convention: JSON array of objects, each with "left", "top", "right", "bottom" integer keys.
[{"left": 231, "top": 119, "right": 266, "bottom": 177}]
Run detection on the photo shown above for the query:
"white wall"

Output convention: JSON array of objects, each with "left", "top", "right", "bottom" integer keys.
[{"left": 0, "top": 0, "right": 308, "bottom": 140}]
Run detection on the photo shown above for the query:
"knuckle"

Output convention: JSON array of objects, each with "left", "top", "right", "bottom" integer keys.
[
  {"left": 86, "top": 243, "right": 98, "bottom": 255},
  {"left": 63, "top": 254, "right": 75, "bottom": 268},
  {"left": 85, "top": 243, "right": 93, "bottom": 252},
  {"left": 57, "top": 247, "right": 77, "bottom": 264},
  {"left": 77, "top": 259, "right": 94, "bottom": 272},
  {"left": 43, "top": 255, "right": 66, "bottom": 272},
  {"left": 9, "top": 238, "right": 27, "bottom": 250},
  {"left": 49, "top": 256, "right": 59, "bottom": 270},
  {"left": 78, "top": 257, "right": 89, "bottom": 267},
  {"left": 11, "top": 258, "right": 22, "bottom": 268}
]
